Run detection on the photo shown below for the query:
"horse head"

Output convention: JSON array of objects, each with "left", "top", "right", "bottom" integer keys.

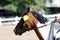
[{"left": 14, "top": 12, "right": 39, "bottom": 35}]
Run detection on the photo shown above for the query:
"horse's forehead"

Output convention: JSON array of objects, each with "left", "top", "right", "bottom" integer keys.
[
  {"left": 28, "top": 12, "right": 33, "bottom": 16},
  {"left": 27, "top": 12, "right": 31, "bottom": 15}
]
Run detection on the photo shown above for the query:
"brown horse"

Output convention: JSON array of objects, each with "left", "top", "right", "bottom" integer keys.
[{"left": 14, "top": 7, "right": 44, "bottom": 40}]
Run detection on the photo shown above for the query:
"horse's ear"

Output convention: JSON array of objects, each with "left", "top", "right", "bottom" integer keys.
[{"left": 25, "top": 7, "right": 30, "bottom": 13}]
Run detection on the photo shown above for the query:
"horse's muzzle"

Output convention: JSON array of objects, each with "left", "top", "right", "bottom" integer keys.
[
  {"left": 13, "top": 29, "right": 22, "bottom": 35},
  {"left": 13, "top": 29, "right": 19, "bottom": 35},
  {"left": 13, "top": 28, "right": 26, "bottom": 35}
]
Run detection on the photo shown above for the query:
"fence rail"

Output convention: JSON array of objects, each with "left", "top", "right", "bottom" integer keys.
[
  {"left": 0, "top": 16, "right": 21, "bottom": 25},
  {"left": 0, "top": 14, "right": 60, "bottom": 25}
]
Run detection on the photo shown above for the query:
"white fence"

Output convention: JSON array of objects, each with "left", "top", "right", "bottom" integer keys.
[
  {"left": 0, "top": 14, "right": 60, "bottom": 25},
  {"left": 0, "top": 16, "right": 21, "bottom": 25}
]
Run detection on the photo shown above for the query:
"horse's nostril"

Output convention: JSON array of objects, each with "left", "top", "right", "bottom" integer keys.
[
  {"left": 14, "top": 32, "right": 17, "bottom": 35},
  {"left": 13, "top": 29, "right": 18, "bottom": 35}
]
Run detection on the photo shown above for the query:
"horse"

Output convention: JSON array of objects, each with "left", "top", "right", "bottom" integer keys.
[{"left": 13, "top": 7, "right": 48, "bottom": 40}]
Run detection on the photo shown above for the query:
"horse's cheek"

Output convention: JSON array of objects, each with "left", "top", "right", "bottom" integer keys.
[
  {"left": 23, "top": 23, "right": 28, "bottom": 30},
  {"left": 23, "top": 24, "right": 26, "bottom": 30}
]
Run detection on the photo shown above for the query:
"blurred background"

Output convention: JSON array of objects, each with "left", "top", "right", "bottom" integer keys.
[
  {"left": 0, "top": 0, "right": 46, "bottom": 17},
  {"left": 0, "top": 0, "right": 60, "bottom": 40},
  {"left": 0, "top": 0, "right": 60, "bottom": 17}
]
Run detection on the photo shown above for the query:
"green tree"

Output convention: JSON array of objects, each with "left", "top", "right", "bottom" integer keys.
[
  {"left": 0, "top": 0, "right": 37, "bottom": 16},
  {"left": 0, "top": 0, "right": 48, "bottom": 15}
]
